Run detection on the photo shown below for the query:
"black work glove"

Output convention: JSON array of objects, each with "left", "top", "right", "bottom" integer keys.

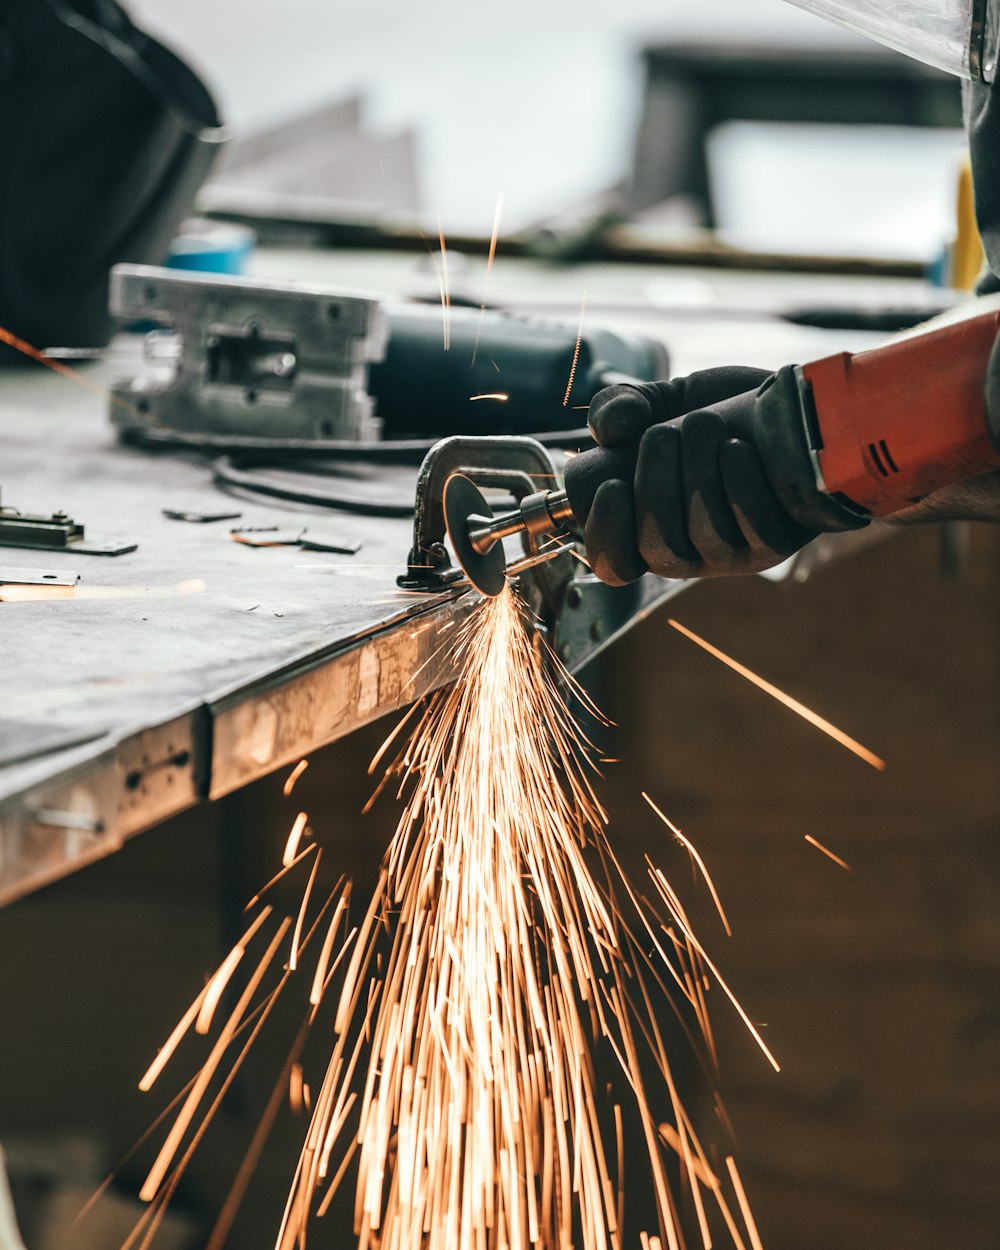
[{"left": 564, "top": 367, "right": 821, "bottom": 585}]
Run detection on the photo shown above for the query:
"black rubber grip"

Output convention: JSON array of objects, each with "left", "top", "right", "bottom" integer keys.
[{"left": 563, "top": 444, "right": 640, "bottom": 528}]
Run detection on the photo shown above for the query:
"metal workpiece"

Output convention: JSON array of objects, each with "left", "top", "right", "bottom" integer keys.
[
  {"left": 108, "top": 264, "right": 386, "bottom": 444},
  {"left": 0, "top": 353, "right": 480, "bottom": 909},
  {"left": 208, "top": 593, "right": 476, "bottom": 798},
  {"left": 0, "top": 590, "right": 474, "bottom": 906}
]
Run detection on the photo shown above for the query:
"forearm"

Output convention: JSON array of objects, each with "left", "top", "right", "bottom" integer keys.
[{"left": 883, "top": 468, "right": 1000, "bottom": 524}]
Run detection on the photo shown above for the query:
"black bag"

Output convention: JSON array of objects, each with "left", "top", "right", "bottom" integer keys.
[{"left": 0, "top": 0, "right": 224, "bottom": 350}]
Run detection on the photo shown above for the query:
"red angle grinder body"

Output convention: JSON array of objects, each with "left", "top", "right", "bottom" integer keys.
[{"left": 801, "top": 307, "right": 1000, "bottom": 516}]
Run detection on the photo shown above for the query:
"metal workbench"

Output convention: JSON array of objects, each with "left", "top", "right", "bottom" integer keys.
[{"left": 0, "top": 247, "right": 898, "bottom": 906}]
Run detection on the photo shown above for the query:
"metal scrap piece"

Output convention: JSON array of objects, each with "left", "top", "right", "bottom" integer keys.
[
  {"left": 298, "top": 530, "right": 362, "bottom": 555},
  {"left": 229, "top": 527, "right": 306, "bottom": 547},
  {"left": 163, "top": 508, "right": 243, "bottom": 523},
  {"left": 0, "top": 566, "right": 79, "bottom": 587}
]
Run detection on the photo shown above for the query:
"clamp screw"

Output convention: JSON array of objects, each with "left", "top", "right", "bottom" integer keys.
[{"left": 426, "top": 542, "right": 450, "bottom": 568}]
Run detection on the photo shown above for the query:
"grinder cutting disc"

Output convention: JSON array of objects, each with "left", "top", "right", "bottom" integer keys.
[{"left": 443, "top": 473, "right": 507, "bottom": 597}]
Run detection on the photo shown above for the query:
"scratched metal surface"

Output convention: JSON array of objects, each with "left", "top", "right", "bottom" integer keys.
[
  {"left": 0, "top": 368, "right": 444, "bottom": 767},
  {"left": 0, "top": 352, "right": 475, "bottom": 901}
]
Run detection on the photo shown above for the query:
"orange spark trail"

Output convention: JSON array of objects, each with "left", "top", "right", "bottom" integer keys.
[
  {"left": 726, "top": 1157, "right": 765, "bottom": 1250},
  {"left": 563, "top": 289, "right": 587, "bottom": 406},
  {"left": 643, "top": 792, "right": 733, "bottom": 937},
  {"left": 805, "top": 834, "right": 854, "bottom": 873},
  {"left": 282, "top": 811, "right": 309, "bottom": 867},
  {"left": 472, "top": 192, "right": 505, "bottom": 368},
  {"left": 195, "top": 948, "right": 245, "bottom": 1036},
  {"left": 0, "top": 324, "right": 140, "bottom": 419},
  {"left": 139, "top": 918, "right": 291, "bottom": 1201},
  {"left": 289, "top": 850, "right": 322, "bottom": 970},
  {"left": 486, "top": 191, "right": 504, "bottom": 273},
  {"left": 668, "top": 619, "right": 887, "bottom": 771},
  {"left": 242, "top": 843, "right": 316, "bottom": 911},
  {"left": 283, "top": 759, "right": 309, "bottom": 796},
  {"left": 469, "top": 392, "right": 509, "bottom": 401},
  {"left": 437, "top": 224, "right": 451, "bottom": 351},
  {"left": 0, "top": 324, "right": 105, "bottom": 384},
  {"left": 138, "top": 907, "right": 272, "bottom": 1091}
]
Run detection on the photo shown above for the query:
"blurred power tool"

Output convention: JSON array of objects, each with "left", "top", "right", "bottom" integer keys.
[
  {"left": 369, "top": 303, "right": 668, "bottom": 440},
  {"left": 109, "top": 265, "right": 669, "bottom": 451},
  {"left": 424, "top": 305, "right": 1000, "bottom": 596}
]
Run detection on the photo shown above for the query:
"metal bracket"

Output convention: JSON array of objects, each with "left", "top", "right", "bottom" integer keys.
[
  {"left": 108, "top": 264, "right": 387, "bottom": 444},
  {"left": 553, "top": 573, "right": 690, "bottom": 673},
  {"left": 0, "top": 493, "right": 135, "bottom": 556},
  {"left": 0, "top": 567, "right": 78, "bottom": 587}
]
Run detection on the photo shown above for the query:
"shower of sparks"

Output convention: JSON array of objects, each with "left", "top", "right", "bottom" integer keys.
[
  {"left": 668, "top": 619, "right": 886, "bottom": 771},
  {"left": 125, "top": 589, "right": 768, "bottom": 1250},
  {"left": 804, "top": 835, "right": 854, "bottom": 873},
  {"left": 563, "top": 290, "right": 587, "bottom": 407}
]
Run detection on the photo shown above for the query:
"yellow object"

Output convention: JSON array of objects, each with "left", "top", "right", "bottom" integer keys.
[{"left": 952, "top": 157, "right": 986, "bottom": 290}]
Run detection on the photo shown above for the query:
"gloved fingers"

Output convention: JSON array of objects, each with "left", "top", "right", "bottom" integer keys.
[
  {"left": 719, "top": 438, "right": 818, "bottom": 572},
  {"left": 674, "top": 367, "right": 773, "bottom": 414},
  {"left": 633, "top": 422, "right": 702, "bottom": 577},
  {"left": 680, "top": 410, "right": 748, "bottom": 567},
  {"left": 587, "top": 367, "right": 772, "bottom": 449},
  {"left": 583, "top": 478, "right": 649, "bottom": 586},
  {"left": 587, "top": 384, "right": 660, "bottom": 448}
]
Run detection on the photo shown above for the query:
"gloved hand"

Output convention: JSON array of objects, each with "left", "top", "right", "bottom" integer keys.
[{"left": 564, "top": 366, "right": 822, "bottom": 585}]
